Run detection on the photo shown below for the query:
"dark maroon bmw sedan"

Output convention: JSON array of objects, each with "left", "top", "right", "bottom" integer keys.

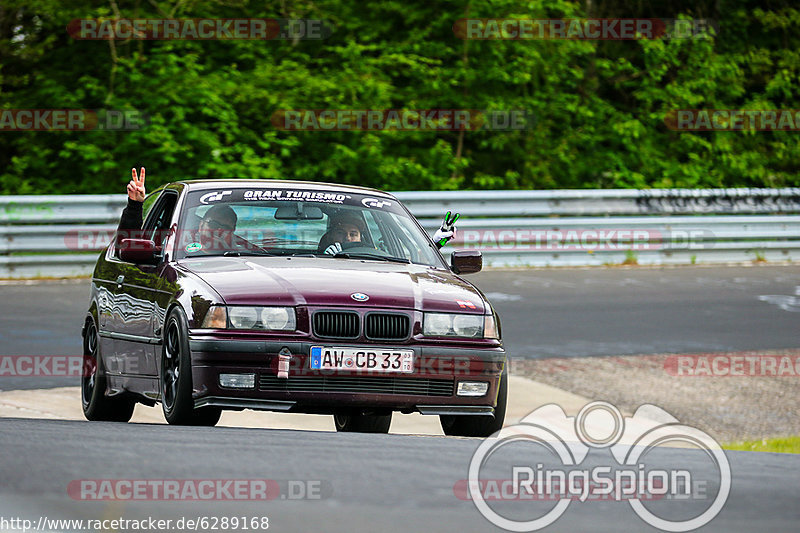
[{"left": 81, "top": 180, "right": 506, "bottom": 436}]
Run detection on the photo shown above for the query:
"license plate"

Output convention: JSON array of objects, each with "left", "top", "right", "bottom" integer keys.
[{"left": 309, "top": 346, "right": 414, "bottom": 373}]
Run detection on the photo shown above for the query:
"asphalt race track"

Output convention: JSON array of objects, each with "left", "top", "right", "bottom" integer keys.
[
  {"left": 1, "top": 265, "right": 799, "bottom": 390},
  {"left": 0, "top": 418, "right": 797, "bottom": 533},
  {"left": 0, "top": 265, "right": 798, "bottom": 532},
  {"left": 471, "top": 265, "right": 800, "bottom": 358}
]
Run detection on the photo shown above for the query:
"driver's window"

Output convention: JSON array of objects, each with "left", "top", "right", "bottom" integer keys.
[
  {"left": 143, "top": 192, "right": 178, "bottom": 247},
  {"left": 141, "top": 191, "right": 161, "bottom": 221}
]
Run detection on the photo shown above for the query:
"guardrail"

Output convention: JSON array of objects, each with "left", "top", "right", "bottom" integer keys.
[{"left": 1, "top": 188, "right": 799, "bottom": 277}]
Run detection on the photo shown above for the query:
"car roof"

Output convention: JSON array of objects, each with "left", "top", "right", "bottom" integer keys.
[{"left": 173, "top": 179, "right": 395, "bottom": 198}]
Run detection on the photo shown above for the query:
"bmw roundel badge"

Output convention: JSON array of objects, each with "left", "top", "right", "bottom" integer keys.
[{"left": 351, "top": 292, "right": 369, "bottom": 302}]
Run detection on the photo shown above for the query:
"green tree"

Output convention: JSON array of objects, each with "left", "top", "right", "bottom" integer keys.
[{"left": 0, "top": 0, "right": 798, "bottom": 194}]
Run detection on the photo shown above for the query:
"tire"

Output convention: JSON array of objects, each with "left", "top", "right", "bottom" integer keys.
[
  {"left": 441, "top": 365, "right": 508, "bottom": 438},
  {"left": 81, "top": 317, "right": 135, "bottom": 422},
  {"left": 334, "top": 411, "right": 392, "bottom": 433},
  {"left": 161, "top": 307, "right": 221, "bottom": 426}
]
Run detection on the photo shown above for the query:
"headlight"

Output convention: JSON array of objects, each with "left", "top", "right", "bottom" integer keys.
[
  {"left": 229, "top": 307, "right": 258, "bottom": 329},
  {"left": 424, "top": 313, "right": 453, "bottom": 336},
  {"left": 260, "top": 307, "right": 296, "bottom": 330},
  {"left": 424, "top": 313, "right": 483, "bottom": 338},
  {"left": 453, "top": 314, "right": 482, "bottom": 337},
  {"left": 203, "top": 306, "right": 296, "bottom": 331}
]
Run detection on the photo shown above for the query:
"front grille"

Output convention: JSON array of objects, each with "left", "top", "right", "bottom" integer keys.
[
  {"left": 259, "top": 375, "right": 454, "bottom": 397},
  {"left": 313, "top": 311, "right": 359, "bottom": 338},
  {"left": 365, "top": 313, "right": 409, "bottom": 340}
]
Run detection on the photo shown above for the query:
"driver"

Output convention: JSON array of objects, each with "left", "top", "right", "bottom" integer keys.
[
  {"left": 195, "top": 204, "right": 238, "bottom": 253},
  {"left": 115, "top": 167, "right": 147, "bottom": 252},
  {"left": 116, "top": 167, "right": 238, "bottom": 255},
  {"left": 322, "top": 214, "right": 365, "bottom": 255}
]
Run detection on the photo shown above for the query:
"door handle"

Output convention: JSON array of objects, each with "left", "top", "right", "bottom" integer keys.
[{"left": 116, "top": 275, "right": 124, "bottom": 288}]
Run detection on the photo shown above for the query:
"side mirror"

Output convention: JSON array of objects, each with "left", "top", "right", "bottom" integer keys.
[
  {"left": 119, "top": 239, "right": 161, "bottom": 264},
  {"left": 451, "top": 249, "right": 482, "bottom": 274}
]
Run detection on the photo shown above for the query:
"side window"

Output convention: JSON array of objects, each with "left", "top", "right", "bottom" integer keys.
[
  {"left": 364, "top": 212, "right": 385, "bottom": 251},
  {"left": 143, "top": 192, "right": 178, "bottom": 247},
  {"left": 382, "top": 215, "right": 422, "bottom": 262},
  {"left": 141, "top": 191, "right": 161, "bottom": 222},
  {"left": 113, "top": 191, "right": 164, "bottom": 260},
  {"left": 393, "top": 223, "right": 421, "bottom": 262}
]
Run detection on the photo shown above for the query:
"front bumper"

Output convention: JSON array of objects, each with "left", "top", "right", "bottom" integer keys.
[{"left": 188, "top": 337, "right": 505, "bottom": 416}]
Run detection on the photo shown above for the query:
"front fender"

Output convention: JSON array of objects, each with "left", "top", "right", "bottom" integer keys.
[{"left": 169, "top": 263, "right": 225, "bottom": 330}]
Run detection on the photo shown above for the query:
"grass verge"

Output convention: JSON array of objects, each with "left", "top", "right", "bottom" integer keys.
[{"left": 723, "top": 436, "right": 800, "bottom": 454}]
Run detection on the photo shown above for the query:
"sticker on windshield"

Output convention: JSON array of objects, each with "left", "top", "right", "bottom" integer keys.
[
  {"left": 188, "top": 188, "right": 405, "bottom": 214},
  {"left": 200, "top": 191, "right": 232, "bottom": 204},
  {"left": 243, "top": 189, "right": 350, "bottom": 204},
  {"left": 362, "top": 198, "right": 392, "bottom": 209},
  {"left": 186, "top": 242, "right": 203, "bottom": 253}
]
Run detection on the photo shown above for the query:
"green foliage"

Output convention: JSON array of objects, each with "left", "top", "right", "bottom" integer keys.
[
  {"left": 622, "top": 249, "right": 638, "bottom": 265},
  {"left": 1, "top": 0, "right": 799, "bottom": 194}
]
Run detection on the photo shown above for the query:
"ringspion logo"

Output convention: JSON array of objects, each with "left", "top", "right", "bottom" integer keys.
[{"left": 463, "top": 401, "right": 730, "bottom": 531}]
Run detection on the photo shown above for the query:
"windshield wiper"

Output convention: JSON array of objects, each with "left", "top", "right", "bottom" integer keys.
[
  {"left": 192, "top": 250, "right": 275, "bottom": 258},
  {"left": 234, "top": 250, "right": 282, "bottom": 257},
  {"left": 332, "top": 252, "right": 411, "bottom": 264}
]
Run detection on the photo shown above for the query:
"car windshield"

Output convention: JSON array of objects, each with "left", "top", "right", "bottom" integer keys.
[{"left": 176, "top": 187, "right": 445, "bottom": 267}]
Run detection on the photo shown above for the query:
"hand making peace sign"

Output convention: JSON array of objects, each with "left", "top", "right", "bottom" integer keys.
[{"left": 127, "top": 167, "right": 146, "bottom": 202}]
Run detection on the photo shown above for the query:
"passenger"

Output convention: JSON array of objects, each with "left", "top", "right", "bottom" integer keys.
[
  {"left": 432, "top": 211, "right": 459, "bottom": 249},
  {"left": 321, "top": 214, "right": 365, "bottom": 255}
]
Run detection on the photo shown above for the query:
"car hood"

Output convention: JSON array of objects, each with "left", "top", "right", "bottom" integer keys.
[{"left": 178, "top": 256, "right": 486, "bottom": 313}]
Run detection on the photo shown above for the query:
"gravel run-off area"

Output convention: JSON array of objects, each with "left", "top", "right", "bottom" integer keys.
[{"left": 511, "top": 348, "right": 800, "bottom": 443}]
